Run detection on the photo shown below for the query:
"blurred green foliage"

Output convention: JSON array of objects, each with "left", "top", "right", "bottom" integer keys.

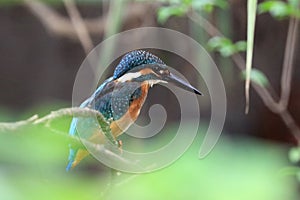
[
  {"left": 0, "top": 105, "right": 298, "bottom": 200},
  {"left": 241, "top": 68, "right": 270, "bottom": 87},
  {"left": 289, "top": 147, "right": 300, "bottom": 163},
  {"left": 157, "top": 5, "right": 188, "bottom": 24},
  {"left": 157, "top": 0, "right": 228, "bottom": 23},
  {"left": 207, "top": 37, "right": 247, "bottom": 57},
  {"left": 156, "top": 0, "right": 248, "bottom": 60},
  {"left": 258, "top": 0, "right": 300, "bottom": 19},
  {"left": 108, "top": 138, "right": 297, "bottom": 200}
]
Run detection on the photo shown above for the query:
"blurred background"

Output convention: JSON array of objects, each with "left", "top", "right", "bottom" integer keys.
[{"left": 0, "top": 0, "right": 299, "bottom": 199}]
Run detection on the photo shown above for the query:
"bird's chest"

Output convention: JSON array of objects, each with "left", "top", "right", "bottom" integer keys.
[{"left": 109, "top": 84, "right": 149, "bottom": 137}]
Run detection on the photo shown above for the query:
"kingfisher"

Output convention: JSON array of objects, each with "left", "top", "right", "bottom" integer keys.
[{"left": 66, "top": 50, "right": 201, "bottom": 171}]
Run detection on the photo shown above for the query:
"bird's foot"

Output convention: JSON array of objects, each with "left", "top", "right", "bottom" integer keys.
[
  {"left": 117, "top": 140, "right": 123, "bottom": 154},
  {"left": 117, "top": 140, "right": 122, "bottom": 148}
]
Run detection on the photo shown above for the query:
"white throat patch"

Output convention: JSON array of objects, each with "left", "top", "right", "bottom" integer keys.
[
  {"left": 117, "top": 72, "right": 142, "bottom": 82},
  {"left": 117, "top": 71, "right": 167, "bottom": 87}
]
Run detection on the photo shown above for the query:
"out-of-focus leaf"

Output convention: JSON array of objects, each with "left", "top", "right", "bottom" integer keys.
[
  {"left": 208, "top": 36, "right": 222, "bottom": 49},
  {"left": 156, "top": 0, "right": 229, "bottom": 23},
  {"left": 192, "top": 0, "right": 228, "bottom": 12},
  {"left": 269, "top": 1, "right": 291, "bottom": 18},
  {"left": 241, "top": 68, "right": 269, "bottom": 87},
  {"left": 207, "top": 36, "right": 225, "bottom": 50},
  {"left": 208, "top": 36, "right": 247, "bottom": 57},
  {"left": 278, "top": 166, "right": 300, "bottom": 177},
  {"left": 214, "top": 0, "right": 229, "bottom": 9},
  {"left": 258, "top": 0, "right": 300, "bottom": 19},
  {"left": 219, "top": 45, "right": 236, "bottom": 57},
  {"left": 258, "top": 1, "right": 280, "bottom": 13},
  {"left": 289, "top": 147, "right": 300, "bottom": 163},
  {"left": 288, "top": 0, "right": 300, "bottom": 17},
  {"left": 157, "top": 6, "right": 187, "bottom": 24},
  {"left": 288, "top": 0, "right": 300, "bottom": 7},
  {"left": 235, "top": 41, "right": 247, "bottom": 51},
  {"left": 203, "top": 4, "right": 214, "bottom": 12}
]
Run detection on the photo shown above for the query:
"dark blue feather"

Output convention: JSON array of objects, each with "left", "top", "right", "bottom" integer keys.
[{"left": 113, "top": 50, "right": 165, "bottom": 79}]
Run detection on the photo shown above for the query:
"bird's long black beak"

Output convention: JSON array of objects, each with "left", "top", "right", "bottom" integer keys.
[{"left": 163, "top": 73, "right": 202, "bottom": 95}]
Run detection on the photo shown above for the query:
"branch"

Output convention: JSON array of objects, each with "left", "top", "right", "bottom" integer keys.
[
  {"left": 0, "top": 107, "right": 134, "bottom": 166},
  {"left": 279, "top": 16, "right": 299, "bottom": 110},
  {"left": 187, "top": 11, "right": 279, "bottom": 112},
  {"left": 0, "top": 107, "right": 108, "bottom": 132},
  {"left": 33, "top": 107, "right": 108, "bottom": 125},
  {"left": 188, "top": 10, "right": 300, "bottom": 144},
  {"left": 0, "top": 115, "right": 38, "bottom": 132},
  {"left": 23, "top": 0, "right": 153, "bottom": 39}
]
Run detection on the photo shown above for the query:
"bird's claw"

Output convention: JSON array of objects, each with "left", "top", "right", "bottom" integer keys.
[
  {"left": 117, "top": 140, "right": 123, "bottom": 153},
  {"left": 117, "top": 140, "right": 122, "bottom": 148}
]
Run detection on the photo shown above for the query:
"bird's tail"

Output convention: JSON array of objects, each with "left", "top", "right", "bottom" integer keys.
[{"left": 66, "top": 148, "right": 89, "bottom": 171}]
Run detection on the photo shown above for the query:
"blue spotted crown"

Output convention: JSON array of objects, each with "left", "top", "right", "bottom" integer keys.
[{"left": 113, "top": 50, "right": 165, "bottom": 79}]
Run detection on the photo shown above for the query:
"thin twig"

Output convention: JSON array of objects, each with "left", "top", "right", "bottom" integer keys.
[
  {"left": 63, "top": 0, "right": 94, "bottom": 54},
  {"left": 279, "top": 17, "right": 299, "bottom": 110},
  {"left": 0, "top": 115, "right": 38, "bottom": 132},
  {"left": 279, "top": 110, "right": 300, "bottom": 142}
]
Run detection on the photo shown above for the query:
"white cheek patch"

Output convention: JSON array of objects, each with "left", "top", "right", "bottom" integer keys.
[
  {"left": 117, "top": 72, "right": 142, "bottom": 82},
  {"left": 117, "top": 71, "right": 167, "bottom": 87},
  {"left": 147, "top": 80, "right": 167, "bottom": 87}
]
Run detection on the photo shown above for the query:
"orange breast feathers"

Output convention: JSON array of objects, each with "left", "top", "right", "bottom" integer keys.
[
  {"left": 110, "top": 83, "right": 150, "bottom": 138},
  {"left": 70, "top": 84, "right": 149, "bottom": 170}
]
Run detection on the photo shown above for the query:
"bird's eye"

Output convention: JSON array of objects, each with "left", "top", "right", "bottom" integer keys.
[{"left": 158, "top": 69, "right": 170, "bottom": 75}]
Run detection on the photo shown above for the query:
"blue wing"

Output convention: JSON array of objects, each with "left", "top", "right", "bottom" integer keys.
[{"left": 66, "top": 77, "right": 113, "bottom": 171}]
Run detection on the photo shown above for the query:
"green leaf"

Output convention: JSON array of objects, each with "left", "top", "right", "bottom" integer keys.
[
  {"left": 192, "top": 0, "right": 210, "bottom": 9},
  {"left": 278, "top": 166, "right": 300, "bottom": 177},
  {"left": 214, "top": 0, "right": 229, "bottom": 9},
  {"left": 157, "top": 6, "right": 187, "bottom": 24},
  {"left": 203, "top": 4, "right": 214, "bottom": 13},
  {"left": 241, "top": 69, "right": 269, "bottom": 87},
  {"left": 235, "top": 41, "right": 247, "bottom": 51},
  {"left": 269, "top": 1, "right": 291, "bottom": 18},
  {"left": 207, "top": 36, "right": 225, "bottom": 50},
  {"left": 258, "top": 1, "right": 295, "bottom": 19},
  {"left": 288, "top": 0, "right": 300, "bottom": 8},
  {"left": 207, "top": 37, "right": 231, "bottom": 49},
  {"left": 219, "top": 45, "right": 236, "bottom": 57},
  {"left": 258, "top": 1, "right": 277, "bottom": 13},
  {"left": 289, "top": 147, "right": 300, "bottom": 163},
  {"left": 191, "top": 0, "right": 228, "bottom": 12},
  {"left": 208, "top": 37, "right": 247, "bottom": 57}
]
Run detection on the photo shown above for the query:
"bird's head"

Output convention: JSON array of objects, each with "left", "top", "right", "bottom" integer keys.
[{"left": 113, "top": 50, "right": 202, "bottom": 95}]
